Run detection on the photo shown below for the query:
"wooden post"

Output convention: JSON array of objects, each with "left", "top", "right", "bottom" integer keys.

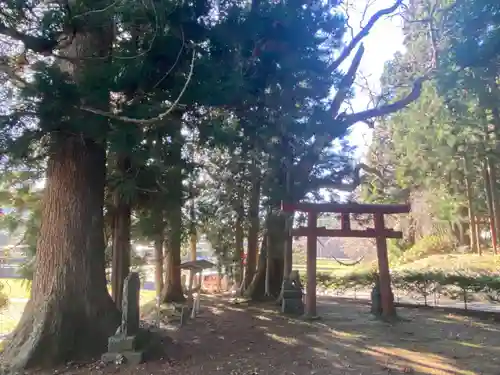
[
  {"left": 374, "top": 213, "right": 395, "bottom": 318},
  {"left": 306, "top": 212, "right": 318, "bottom": 317}
]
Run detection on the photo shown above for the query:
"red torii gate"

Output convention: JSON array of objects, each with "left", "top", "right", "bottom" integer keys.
[{"left": 281, "top": 202, "right": 411, "bottom": 319}]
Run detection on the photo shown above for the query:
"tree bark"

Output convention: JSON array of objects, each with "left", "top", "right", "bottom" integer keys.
[
  {"left": 0, "top": 137, "right": 119, "bottom": 370},
  {"left": 463, "top": 157, "right": 478, "bottom": 253},
  {"left": 487, "top": 157, "right": 499, "bottom": 254},
  {"left": 483, "top": 160, "right": 497, "bottom": 252},
  {"left": 244, "top": 214, "right": 285, "bottom": 300},
  {"left": 283, "top": 213, "right": 293, "bottom": 279},
  {"left": 243, "top": 236, "right": 284, "bottom": 300},
  {"left": 111, "top": 156, "right": 132, "bottom": 309},
  {"left": 189, "top": 199, "right": 197, "bottom": 261},
  {"left": 491, "top": 107, "right": 500, "bottom": 254},
  {"left": 234, "top": 205, "right": 245, "bottom": 285},
  {"left": 0, "top": 1, "right": 118, "bottom": 368},
  {"left": 161, "top": 202, "right": 185, "bottom": 303},
  {"left": 154, "top": 234, "right": 164, "bottom": 300},
  {"left": 151, "top": 206, "right": 165, "bottom": 299},
  {"left": 243, "top": 164, "right": 260, "bottom": 290}
]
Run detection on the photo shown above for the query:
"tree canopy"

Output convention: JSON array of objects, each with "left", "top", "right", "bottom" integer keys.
[{"left": 1, "top": 0, "right": 499, "bottom": 370}]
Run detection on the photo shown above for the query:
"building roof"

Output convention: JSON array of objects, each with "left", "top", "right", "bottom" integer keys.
[{"left": 180, "top": 259, "right": 216, "bottom": 270}]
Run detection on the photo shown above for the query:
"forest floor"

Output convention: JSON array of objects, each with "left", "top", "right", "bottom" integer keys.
[{"left": 21, "top": 294, "right": 500, "bottom": 375}]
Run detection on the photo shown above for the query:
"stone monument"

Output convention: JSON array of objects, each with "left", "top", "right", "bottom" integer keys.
[
  {"left": 370, "top": 278, "right": 382, "bottom": 316},
  {"left": 102, "top": 272, "right": 144, "bottom": 365},
  {"left": 281, "top": 270, "right": 304, "bottom": 315},
  {"left": 371, "top": 276, "right": 393, "bottom": 317}
]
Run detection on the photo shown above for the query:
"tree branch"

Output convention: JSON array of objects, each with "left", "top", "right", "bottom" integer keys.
[
  {"left": 80, "top": 49, "right": 195, "bottom": 125},
  {"left": 330, "top": 0, "right": 404, "bottom": 72},
  {"left": 292, "top": 45, "right": 365, "bottom": 200},
  {"left": 311, "top": 163, "right": 383, "bottom": 192},
  {"left": 340, "top": 75, "right": 427, "bottom": 127}
]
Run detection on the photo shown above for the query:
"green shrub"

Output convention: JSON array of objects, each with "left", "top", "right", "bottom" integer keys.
[
  {"left": 482, "top": 276, "right": 500, "bottom": 302},
  {"left": 393, "top": 272, "right": 445, "bottom": 306},
  {"left": 318, "top": 269, "right": 500, "bottom": 311},
  {"left": 399, "top": 235, "right": 452, "bottom": 264}
]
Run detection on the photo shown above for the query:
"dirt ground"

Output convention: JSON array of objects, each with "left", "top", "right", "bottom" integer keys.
[{"left": 16, "top": 296, "right": 500, "bottom": 375}]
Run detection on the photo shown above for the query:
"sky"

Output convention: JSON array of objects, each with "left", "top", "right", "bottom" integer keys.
[{"left": 343, "top": 0, "right": 406, "bottom": 159}]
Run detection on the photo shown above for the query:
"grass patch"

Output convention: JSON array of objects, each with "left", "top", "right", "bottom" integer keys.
[
  {"left": 140, "top": 289, "right": 156, "bottom": 306},
  {"left": 0, "top": 311, "right": 19, "bottom": 335},
  {"left": 295, "top": 254, "right": 500, "bottom": 277},
  {"left": 0, "top": 279, "right": 155, "bottom": 305},
  {"left": 0, "top": 279, "right": 30, "bottom": 300},
  {"left": 0, "top": 279, "right": 156, "bottom": 303},
  {"left": 0, "top": 284, "right": 157, "bottom": 341},
  {"left": 394, "top": 254, "right": 500, "bottom": 274},
  {"left": 293, "top": 259, "right": 352, "bottom": 274}
]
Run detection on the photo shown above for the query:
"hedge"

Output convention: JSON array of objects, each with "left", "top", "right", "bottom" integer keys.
[{"left": 309, "top": 271, "right": 500, "bottom": 310}]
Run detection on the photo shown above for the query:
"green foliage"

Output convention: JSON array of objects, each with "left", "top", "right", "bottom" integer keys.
[
  {"left": 0, "top": 168, "right": 42, "bottom": 281},
  {"left": 394, "top": 271, "right": 445, "bottom": 307},
  {"left": 362, "top": 0, "right": 500, "bottom": 248},
  {"left": 315, "top": 270, "right": 500, "bottom": 310},
  {"left": 397, "top": 235, "right": 453, "bottom": 264}
]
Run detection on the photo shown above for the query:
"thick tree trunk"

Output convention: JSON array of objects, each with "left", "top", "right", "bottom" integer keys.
[
  {"left": 483, "top": 160, "right": 497, "bottom": 252},
  {"left": 152, "top": 207, "right": 165, "bottom": 299},
  {"left": 0, "top": 2, "right": 118, "bottom": 366},
  {"left": 154, "top": 236, "right": 164, "bottom": 299},
  {"left": 487, "top": 157, "right": 499, "bottom": 254},
  {"left": 243, "top": 164, "right": 260, "bottom": 290},
  {"left": 161, "top": 203, "right": 185, "bottom": 303},
  {"left": 244, "top": 236, "right": 284, "bottom": 300},
  {"left": 189, "top": 200, "right": 197, "bottom": 261},
  {"left": 0, "top": 137, "right": 119, "bottom": 371},
  {"left": 491, "top": 108, "right": 500, "bottom": 255},
  {"left": 111, "top": 156, "right": 132, "bottom": 309},
  {"left": 244, "top": 214, "right": 285, "bottom": 300},
  {"left": 283, "top": 214, "right": 293, "bottom": 279},
  {"left": 235, "top": 208, "right": 245, "bottom": 285},
  {"left": 463, "top": 157, "right": 478, "bottom": 253},
  {"left": 190, "top": 231, "right": 197, "bottom": 261}
]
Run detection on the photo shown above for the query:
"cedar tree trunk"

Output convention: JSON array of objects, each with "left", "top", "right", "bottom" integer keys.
[
  {"left": 243, "top": 164, "right": 260, "bottom": 290},
  {"left": 161, "top": 202, "right": 185, "bottom": 303},
  {"left": 0, "top": 137, "right": 119, "bottom": 370},
  {"left": 244, "top": 214, "right": 285, "bottom": 300},
  {"left": 111, "top": 156, "right": 132, "bottom": 309},
  {"left": 154, "top": 235, "right": 164, "bottom": 300}
]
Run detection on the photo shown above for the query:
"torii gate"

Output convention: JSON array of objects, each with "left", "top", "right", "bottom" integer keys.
[{"left": 281, "top": 202, "right": 410, "bottom": 318}]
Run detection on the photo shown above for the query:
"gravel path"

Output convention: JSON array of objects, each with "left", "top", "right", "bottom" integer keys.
[{"left": 8, "top": 295, "right": 498, "bottom": 375}]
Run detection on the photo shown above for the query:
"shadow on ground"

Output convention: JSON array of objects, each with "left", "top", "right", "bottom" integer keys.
[{"left": 20, "top": 295, "right": 500, "bottom": 375}]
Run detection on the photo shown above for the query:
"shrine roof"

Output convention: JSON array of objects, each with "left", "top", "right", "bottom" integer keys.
[{"left": 180, "top": 259, "right": 216, "bottom": 270}]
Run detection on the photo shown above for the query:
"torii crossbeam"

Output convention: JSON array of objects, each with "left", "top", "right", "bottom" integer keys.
[{"left": 281, "top": 201, "right": 410, "bottom": 319}]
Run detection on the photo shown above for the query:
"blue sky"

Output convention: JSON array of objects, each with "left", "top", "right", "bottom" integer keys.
[{"left": 344, "top": 0, "right": 406, "bottom": 158}]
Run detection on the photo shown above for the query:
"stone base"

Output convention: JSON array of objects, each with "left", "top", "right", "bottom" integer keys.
[
  {"left": 282, "top": 298, "right": 305, "bottom": 315},
  {"left": 302, "top": 314, "right": 321, "bottom": 321},
  {"left": 108, "top": 335, "right": 137, "bottom": 352},
  {"left": 101, "top": 351, "right": 144, "bottom": 366}
]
